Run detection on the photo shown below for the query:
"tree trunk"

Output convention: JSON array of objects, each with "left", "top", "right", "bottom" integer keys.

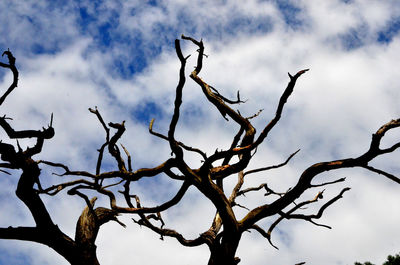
[
  {"left": 207, "top": 235, "right": 241, "bottom": 265},
  {"left": 66, "top": 246, "right": 100, "bottom": 265},
  {"left": 15, "top": 159, "right": 102, "bottom": 265}
]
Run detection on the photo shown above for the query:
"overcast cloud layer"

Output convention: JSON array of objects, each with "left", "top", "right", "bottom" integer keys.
[{"left": 1, "top": 1, "right": 400, "bottom": 265}]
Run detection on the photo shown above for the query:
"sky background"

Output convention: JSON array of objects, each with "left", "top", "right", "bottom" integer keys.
[{"left": 0, "top": 0, "right": 400, "bottom": 264}]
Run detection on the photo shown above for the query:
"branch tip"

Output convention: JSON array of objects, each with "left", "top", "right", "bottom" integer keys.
[
  {"left": 149, "top": 118, "right": 155, "bottom": 131},
  {"left": 49, "top": 113, "right": 54, "bottom": 127}
]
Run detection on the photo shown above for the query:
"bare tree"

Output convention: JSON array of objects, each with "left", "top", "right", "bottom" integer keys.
[
  {"left": 130, "top": 36, "right": 400, "bottom": 265},
  {"left": 0, "top": 49, "right": 190, "bottom": 264},
  {"left": 0, "top": 36, "right": 399, "bottom": 265}
]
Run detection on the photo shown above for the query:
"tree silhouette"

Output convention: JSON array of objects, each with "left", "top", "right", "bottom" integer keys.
[
  {"left": 1, "top": 36, "right": 399, "bottom": 265},
  {"left": 355, "top": 253, "right": 400, "bottom": 265}
]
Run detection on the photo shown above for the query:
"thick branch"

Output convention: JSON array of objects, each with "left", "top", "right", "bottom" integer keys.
[
  {"left": 75, "top": 197, "right": 123, "bottom": 247},
  {"left": 168, "top": 39, "right": 189, "bottom": 159},
  {"left": 0, "top": 226, "right": 41, "bottom": 242},
  {"left": 240, "top": 118, "right": 400, "bottom": 230},
  {"left": 0, "top": 115, "right": 54, "bottom": 140}
]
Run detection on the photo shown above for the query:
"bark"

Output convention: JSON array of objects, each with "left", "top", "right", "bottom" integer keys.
[
  {"left": 15, "top": 154, "right": 101, "bottom": 265},
  {"left": 207, "top": 234, "right": 241, "bottom": 265}
]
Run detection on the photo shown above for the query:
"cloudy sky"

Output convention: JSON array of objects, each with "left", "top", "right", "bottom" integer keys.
[{"left": 1, "top": 0, "right": 400, "bottom": 264}]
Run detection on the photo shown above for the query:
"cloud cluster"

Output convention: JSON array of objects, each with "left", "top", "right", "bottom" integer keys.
[{"left": 1, "top": 1, "right": 400, "bottom": 265}]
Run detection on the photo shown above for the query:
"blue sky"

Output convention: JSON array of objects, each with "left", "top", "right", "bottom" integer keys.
[{"left": 1, "top": 1, "right": 400, "bottom": 265}]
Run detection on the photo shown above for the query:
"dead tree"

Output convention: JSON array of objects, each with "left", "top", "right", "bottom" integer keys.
[
  {"left": 131, "top": 36, "right": 400, "bottom": 265},
  {"left": 0, "top": 35, "right": 399, "bottom": 265},
  {"left": 0, "top": 50, "right": 189, "bottom": 264}
]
